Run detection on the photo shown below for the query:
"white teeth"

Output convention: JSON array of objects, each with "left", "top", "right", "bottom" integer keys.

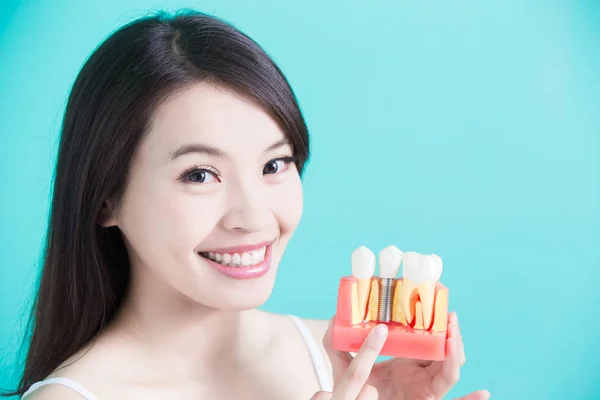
[
  {"left": 241, "top": 253, "right": 251, "bottom": 266},
  {"left": 201, "top": 246, "right": 267, "bottom": 267},
  {"left": 403, "top": 252, "right": 442, "bottom": 283},
  {"left": 378, "top": 245, "right": 403, "bottom": 279},
  {"left": 351, "top": 246, "right": 376, "bottom": 278},
  {"left": 401, "top": 251, "right": 443, "bottom": 329}
]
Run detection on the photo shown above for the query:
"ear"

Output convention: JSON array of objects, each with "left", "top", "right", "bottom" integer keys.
[{"left": 98, "top": 200, "right": 119, "bottom": 227}]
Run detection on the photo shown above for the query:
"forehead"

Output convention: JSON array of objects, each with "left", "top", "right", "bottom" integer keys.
[{"left": 145, "top": 82, "right": 286, "bottom": 157}]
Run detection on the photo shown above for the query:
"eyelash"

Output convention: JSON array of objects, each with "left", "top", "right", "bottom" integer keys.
[
  {"left": 268, "top": 155, "right": 297, "bottom": 170},
  {"left": 177, "top": 155, "right": 297, "bottom": 183},
  {"left": 177, "top": 164, "right": 220, "bottom": 183}
]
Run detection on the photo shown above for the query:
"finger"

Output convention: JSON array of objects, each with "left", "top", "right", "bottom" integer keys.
[
  {"left": 310, "top": 391, "right": 333, "bottom": 400},
  {"left": 451, "top": 313, "right": 466, "bottom": 366},
  {"left": 356, "top": 384, "right": 379, "bottom": 399},
  {"left": 449, "top": 312, "right": 466, "bottom": 366},
  {"left": 447, "top": 312, "right": 458, "bottom": 340},
  {"left": 453, "top": 389, "right": 491, "bottom": 400},
  {"left": 331, "top": 324, "right": 388, "bottom": 400},
  {"left": 323, "top": 316, "right": 355, "bottom": 384},
  {"left": 458, "top": 336, "right": 466, "bottom": 367},
  {"left": 430, "top": 335, "right": 461, "bottom": 398}
]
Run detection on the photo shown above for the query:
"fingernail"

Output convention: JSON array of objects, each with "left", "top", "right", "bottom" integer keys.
[{"left": 374, "top": 324, "right": 388, "bottom": 337}]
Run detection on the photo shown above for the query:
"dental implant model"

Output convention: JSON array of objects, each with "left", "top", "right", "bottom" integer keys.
[{"left": 331, "top": 244, "right": 449, "bottom": 361}]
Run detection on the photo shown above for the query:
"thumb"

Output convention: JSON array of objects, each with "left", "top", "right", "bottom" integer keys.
[
  {"left": 453, "top": 390, "right": 491, "bottom": 400},
  {"left": 322, "top": 316, "right": 354, "bottom": 385}
]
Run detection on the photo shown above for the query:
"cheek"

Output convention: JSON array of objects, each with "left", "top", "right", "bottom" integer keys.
[
  {"left": 166, "top": 190, "right": 224, "bottom": 249},
  {"left": 123, "top": 183, "right": 223, "bottom": 257},
  {"left": 273, "top": 175, "right": 303, "bottom": 235}
]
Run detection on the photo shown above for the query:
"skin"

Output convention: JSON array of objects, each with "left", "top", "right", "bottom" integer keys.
[{"left": 27, "top": 82, "right": 489, "bottom": 399}]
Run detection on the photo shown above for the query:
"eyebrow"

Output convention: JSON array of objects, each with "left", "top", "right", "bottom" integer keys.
[{"left": 169, "top": 138, "right": 291, "bottom": 161}]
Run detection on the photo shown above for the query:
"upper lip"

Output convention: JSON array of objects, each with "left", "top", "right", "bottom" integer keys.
[{"left": 198, "top": 240, "right": 273, "bottom": 254}]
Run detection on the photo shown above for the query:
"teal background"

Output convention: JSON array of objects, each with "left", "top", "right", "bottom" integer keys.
[{"left": 1, "top": 0, "right": 598, "bottom": 398}]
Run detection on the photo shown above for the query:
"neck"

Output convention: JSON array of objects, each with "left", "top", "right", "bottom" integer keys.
[{"left": 106, "top": 261, "right": 256, "bottom": 382}]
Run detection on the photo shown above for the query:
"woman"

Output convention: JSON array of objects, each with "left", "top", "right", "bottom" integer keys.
[{"left": 3, "top": 10, "right": 489, "bottom": 400}]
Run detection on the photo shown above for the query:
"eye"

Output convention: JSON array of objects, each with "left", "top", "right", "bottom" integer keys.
[
  {"left": 263, "top": 156, "right": 295, "bottom": 175},
  {"left": 178, "top": 165, "right": 221, "bottom": 184},
  {"left": 188, "top": 170, "right": 219, "bottom": 183}
]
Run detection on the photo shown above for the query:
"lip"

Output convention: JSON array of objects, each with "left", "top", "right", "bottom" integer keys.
[
  {"left": 198, "top": 243, "right": 273, "bottom": 280},
  {"left": 199, "top": 240, "right": 273, "bottom": 255}
]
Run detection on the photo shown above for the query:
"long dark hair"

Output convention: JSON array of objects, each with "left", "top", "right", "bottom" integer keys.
[{"left": 2, "top": 9, "right": 309, "bottom": 397}]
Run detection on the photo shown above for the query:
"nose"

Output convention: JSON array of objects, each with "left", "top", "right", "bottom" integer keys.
[{"left": 220, "top": 180, "right": 272, "bottom": 233}]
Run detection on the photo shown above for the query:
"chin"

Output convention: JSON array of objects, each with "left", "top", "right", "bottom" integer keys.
[
  {"left": 220, "top": 286, "right": 275, "bottom": 310},
  {"left": 224, "top": 260, "right": 279, "bottom": 309}
]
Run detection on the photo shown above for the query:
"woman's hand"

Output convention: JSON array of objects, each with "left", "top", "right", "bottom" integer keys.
[
  {"left": 311, "top": 323, "right": 388, "bottom": 399},
  {"left": 320, "top": 312, "right": 490, "bottom": 400}
]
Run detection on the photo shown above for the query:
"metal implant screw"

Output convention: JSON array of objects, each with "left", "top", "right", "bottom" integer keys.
[{"left": 377, "top": 278, "right": 394, "bottom": 323}]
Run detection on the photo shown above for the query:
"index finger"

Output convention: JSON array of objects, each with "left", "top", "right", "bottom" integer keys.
[{"left": 331, "top": 323, "right": 388, "bottom": 400}]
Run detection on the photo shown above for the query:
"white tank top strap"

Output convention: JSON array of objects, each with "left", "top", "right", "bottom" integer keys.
[
  {"left": 289, "top": 315, "right": 334, "bottom": 392},
  {"left": 22, "top": 377, "right": 98, "bottom": 400}
]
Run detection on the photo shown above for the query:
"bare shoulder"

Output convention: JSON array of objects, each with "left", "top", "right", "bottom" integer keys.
[
  {"left": 22, "top": 383, "right": 89, "bottom": 400},
  {"left": 255, "top": 311, "right": 334, "bottom": 380},
  {"left": 22, "top": 339, "right": 114, "bottom": 400},
  {"left": 296, "top": 317, "right": 333, "bottom": 377},
  {"left": 298, "top": 317, "right": 330, "bottom": 343}
]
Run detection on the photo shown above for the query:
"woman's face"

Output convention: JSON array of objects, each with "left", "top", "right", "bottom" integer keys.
[{"left": 104, "top": 82, "right": 304, "bottom": 310}]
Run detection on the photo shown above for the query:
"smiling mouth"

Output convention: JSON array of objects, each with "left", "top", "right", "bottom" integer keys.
[{"left": 198, "top": 245, "right": 268, "bottom": 268}]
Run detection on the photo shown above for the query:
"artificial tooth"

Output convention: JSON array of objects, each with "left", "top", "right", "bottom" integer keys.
[
  {"left": 365, "top": 279, "right": 379, "bottom": 322},
  {"left": 378, "top": 245, "right": 403, "bottom": 279},
  {"left": 401, "top": 252, "right": 443, "bottom": 329},
  {"left": 351, "top": 246, "right": 376, "bottom": 321},
  {"left": 432, "top": 288, "right": 449, "bottom": 332},
  {"left": 391, "top": 279, "right": 407, "bottom": 325},
  {"left": 377, "top": 245, "right": 402, "bottom": 322},
  {"left": 414, "top": 301, "right": 424, "bottom": 330}
]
